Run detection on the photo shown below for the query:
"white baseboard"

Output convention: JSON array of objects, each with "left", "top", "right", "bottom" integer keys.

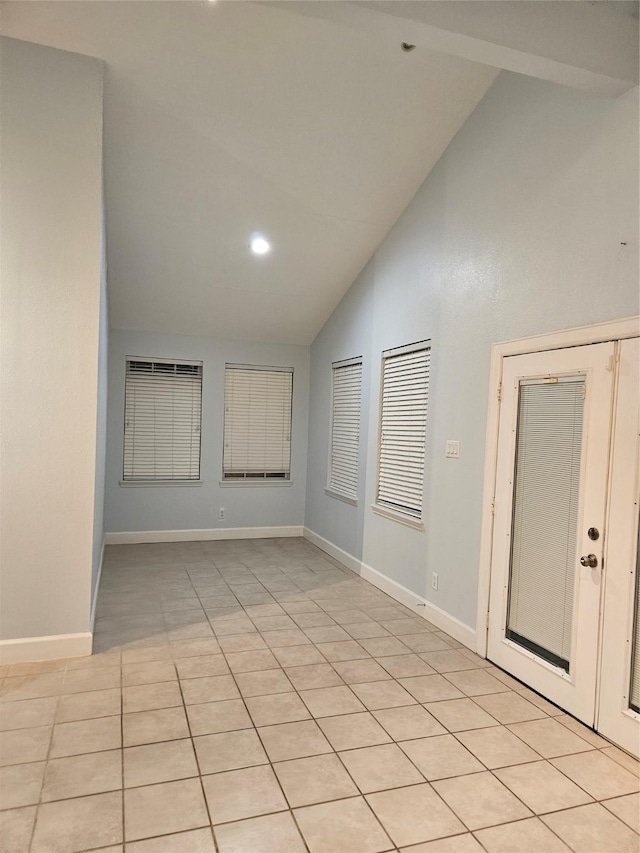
[
  {"left": 90, "top": 538, "right": 105, "bottom": 632},
  {"left": 304, "top": 527, "right": 476, "bottom": 651},
  {"left": 104, "top": 526, "right": 305, "bottom": 545},
  {"left": 0, "top": 633, "right": 93, "bottom": 665}
]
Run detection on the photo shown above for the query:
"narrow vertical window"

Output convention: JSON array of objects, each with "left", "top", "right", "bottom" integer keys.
[
  {"left": 376, "top": 342, "right": 430, "bottom": 521},
  {"left": 123, "top": 358, "right": 202, "bottom": 481},
  {"left": 328, "top": 358, "right": 362, "bottom": 502}
]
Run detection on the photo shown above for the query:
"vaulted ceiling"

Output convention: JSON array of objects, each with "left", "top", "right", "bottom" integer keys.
[{"left": 3, "top": 1, "right": 636, "bottom": 344}]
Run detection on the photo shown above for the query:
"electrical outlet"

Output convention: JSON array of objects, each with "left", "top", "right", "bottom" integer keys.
[
  {"left": 445, "top": 440, "right": 460, "bottom": 459},
  {"left": 431, "top": 572, "right": 439, "bottom": 591},
  {"left": 218, "top": 508, "right": 225, "bottom": 521}
]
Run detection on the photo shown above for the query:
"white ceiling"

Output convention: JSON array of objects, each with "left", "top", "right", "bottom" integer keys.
[{"left": 3, "top": 1, "right": 498, "bottom": 344}]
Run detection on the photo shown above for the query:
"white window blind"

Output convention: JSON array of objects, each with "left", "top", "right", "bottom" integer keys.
[
  {"left": 377, "top": 343, "right": 430, "bottom": 519},
  {"left": 223, "top": 365, "right": 293, "bottom": 479},
  {"left": 329, "top": 359, "right": 362, "bottom": 500},
  {"left": 123, "top": 359, "right": 202, "bottom": 481}
]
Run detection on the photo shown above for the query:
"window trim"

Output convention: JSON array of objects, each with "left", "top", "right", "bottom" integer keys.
[
  {"left": 121, "top": 355, "right": 203, "bottom": 485},
  {"left": 325, "top": 355, "right": 363, "bottom": 505},
  {"left": 372, "top": 339, "right": 430, "bottom": 529},
  {"left": 222, "top": 363, "right": 294, "bottom": 483}
]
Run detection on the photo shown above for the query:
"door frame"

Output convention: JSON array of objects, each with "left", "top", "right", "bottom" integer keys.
[{"left": 476, "top": 315, "right": 640, "bottom": 660}]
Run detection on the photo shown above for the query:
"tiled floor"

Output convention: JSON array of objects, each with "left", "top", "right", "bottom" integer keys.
[{"left": 1, "top": 537, "right": 639, "bottom": 853}]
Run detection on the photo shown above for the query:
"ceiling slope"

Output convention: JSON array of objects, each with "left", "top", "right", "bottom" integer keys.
[{"left": 3, "top": 1, "right": 498, "bottom": 343}]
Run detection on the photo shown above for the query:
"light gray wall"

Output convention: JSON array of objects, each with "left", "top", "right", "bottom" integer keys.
[
  {"left": 105, "top": 329, "right": 309, "bottom": 533},
  {"left": 305, "top": 71, "right": 639, "bottom": 631},
  {"left": 0, "top": 37, "right": 105, "bottom": 640},
  {"left": 92, "top": 219, "right": 109, "bottom": 603}
]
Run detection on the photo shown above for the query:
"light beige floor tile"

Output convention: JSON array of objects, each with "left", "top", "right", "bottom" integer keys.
[
  {"left": 433, "top": 771, "right": 532, "bottom": 830},
  {"left": 373, "top": 705, "right": 446, "bottom": 741},
  {"left": 170, "top": 638, "right": 222, "bottom": 658},
  {"left": 261, "top": 628, "right": 311, "bottom": 648},
  {"left": 194, "top": 728, "right": 268, "bottom": 773},
  {"left": 494, "top": 760, "right": 594, "bottom": 813},
  {"left": 331, "top": 659, "right": 392, "bottom": 684},
  {"left": 358, "top": 637, "right": 410, "bottom": 657},
  {"left": 424, "top": 698, "right": 498, "bottom": 732},
  {"left": 550, "top": 750, "right": 640, "bottom": 799},
  {"left": 474, "top": 816, "right": 571, "bottom": 852},
  {"left": 421, "top": 651, "right": 482, "bottom": 673},
  {"left": 126, "top": 828, "right": 216, "bottom": 853},
  {"left": 60, "top": 668, "right": 121, "bottom": 695},
  {"left": 246, "top": 692, "right": 310, "bottom": 726},
  {"left": 203, "top": 764, "right": 288, "bottom": 824},
  {"left": 175, "top": 654, "right": 229, "bottom": 679},
  {"left": 486, "top": 667, "right": 523, "bottom": 689},
  {"left": 9, "top": 660, "right": 65, "bottom": 677},
  {"left": 542, "top": 803, "right": 640, "bottom": 853},
  {"left": 367, "top": 783, "right": 465, "bottom": 847},
  {"left": 31, "top": 791, "right": 122, "bottom": 852},
  {"left": 0, "top": 696, "right": 57, "bottom": 731},
  {"left": 181, "top": 674, "right": 240, "bottom": 704},
  {"left": 0, "top": 672, "right": 64, "bottom": 702},
  {"left": 339, "top": 743, "right": 425, "bottom": 793},
  {"left": 258, "top": 719, "right": 333, "bottom": 761},
  {"left": 123, "top": 706, "right": 189, "bottom": 747},
  {"left": 304, "top": 626, "right": 352, "bottom": 644},
  {"left": 402, "top": 634, "right": 453, "bottom": 653},
  {"left": 272, "top": 644, "right": 327, "bottom": 667},
  {"left": 122, "top": 645, "right": 172, "bottom": 664},
  {"left": 474, "top": 691, "right": 547, "bottom": 724},
  {"left": 0, "top": 725, "right": 50, "bottom": 765},
  {"left": 124, "top": 738, "right": 198, "bottom": 787},
  {"left": 315, "top": 641, "right": 370, "bottom": 661},
  {"left": 0, "top": 806, "right": 36, "bottom": 852},
  {"left": 398, "top": 675, "right": 464, "bottom": 703},
  {"left": 42, "top": 750, "right": 122, "bottom": 801},
  {"left": 318, "top": 712, "right": 392, "bottom": 751},
  {"left": 456, "top": 725, "right": 540, "bottom": 768},
  {"left": 124, "top": 778, "right": 209, "bottom": 841},
  {"left": 0, "top": 761, "right": 45, "bottom": 808},
  {"left": 284, "top": 663, "right": 344, "bottom": 690},
  {"left": 214, "top": 810, "right": 307, "bottom": 853},
  {"left": 123, "top": 681, "right": 182, "bottom": 713},
  {"left": 602, "top": 746, "right": 640, "bottom": 776},
  {"left": 49, "top": 715, "right": 121, "bottom": 758},
  {"left": 555, "top": 714, "right": 610, "bottom": 747},
  {"left": 602, "top": 793, "right": 640, "bottom": 832},
  {"left": 345, "top": 622, "right": 391, "bottom": 640},
  {"left": 294, "top": 796, "right": 393, "bottom": 853},
  {"left": 235, "top": 669, "right": 293, "bottom": 698},
  {"left": 350, "top": 680, "right": 417, "bottom": 710},
  {"left": 507, "top": 718, "right": 594, "bottom": 758},
  {"left": 398, "top": 834, "right": 483, "bottom": 853},
  {"left": 122, "top": 661, "right": 177, "bottom": 687},
  {"left": 187, "top": 698, "right": 253, "bottom": 735},
  {"left": 443, "top": 669, "right": 509, "bottom": 696},
  {"left": 399, "top": 734, "right": 484, "bottom": 780},
  {"left": 377, "top": 654, "right": 435, "bottom": 678},
  {"left": 299, "top": 685, "right": 366, "bottom": 717},
  {"left": 274, "top": 753, "right": 359, "bottom": 807},
  {"left": 225, "top": 649, "right": 279, "bottom": 673},
  {"left": 56, "top": 688, "right": 121, "bottom": 723},
  {"left": 218, "top": 633, "right": 268, "bottom": 652},
  {"left": 516, "top": 688, "right": 564, "bottom": 716}
]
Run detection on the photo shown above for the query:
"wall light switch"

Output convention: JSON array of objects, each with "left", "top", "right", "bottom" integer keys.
[
  {"left": 218, "top": 508, "right": 226, "bottom": 521},
  {"left": 445, "top": 440, "right": 460, "bottom": 458}
]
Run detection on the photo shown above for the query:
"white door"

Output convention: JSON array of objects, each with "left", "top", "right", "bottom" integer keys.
[
  {"left": 598, "top": 338, "right": 640, "bottom": 757},
  {"left": 488, "top": 342, "right": 615, "bottom": 725}
]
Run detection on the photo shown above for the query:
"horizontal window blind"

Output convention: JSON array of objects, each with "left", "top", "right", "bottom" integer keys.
[
  {"left": 123, "top": 359, "right": 202, "bottom": 481},
  {"left": 377, "top": 344, "right": 430, "bottom": 519},
  {"left": 329, "top": 359, "right": 362, "bottom": 500},
  {"left": 223, "top": 366, "right": 293, "bottom": 479}
]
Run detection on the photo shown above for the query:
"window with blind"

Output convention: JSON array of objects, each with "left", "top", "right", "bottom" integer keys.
[
  {"left": 376, "top": 342, "right": 430, "bottom": 521},
  {"left": 223, "top": 365, "right": 293, "bottom": 480},
  {"left": 328, "top": 358, "right": 363, "bottom": 501},
  {"left": 123, "top": 358, "right": 203, "bottom": 482}
]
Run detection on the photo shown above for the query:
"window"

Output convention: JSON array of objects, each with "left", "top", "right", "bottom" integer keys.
[
  {"left": 376, "top": 341, "right": 430, "bottom": 522},
  {"left": 223, "top": 365, "right": 293, "bottom": 480},
  {"left": 123, "top": 358, "right": 202, "bottom": 482},
  {"left": 328, "top": 358, "right": 363, "bottom": 502}
]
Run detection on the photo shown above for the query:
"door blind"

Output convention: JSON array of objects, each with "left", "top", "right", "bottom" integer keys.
[
  {"left": 377, "top": 344, "right": 430, "bottom": 519},
  {"left": 223, "top": 366, "right": 293, "bottom": 479},
  {"left": 123, "top": 359, "right": 202, "bottom": 481},
  {"left": 329, "top": 360, "right": 362, "bottom": 500},
  {"left": 506, "top": 377, "right": 585, "bottom": 670}
]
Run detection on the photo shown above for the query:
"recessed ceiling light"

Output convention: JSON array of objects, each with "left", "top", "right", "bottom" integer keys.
[{"left": 250, "top": 233, "right": 271, "bottom": 255}]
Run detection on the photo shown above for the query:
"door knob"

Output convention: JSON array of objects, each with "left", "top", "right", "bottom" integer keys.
[{"left": 580, "top": 554, "right": 598, "bottom": 568}]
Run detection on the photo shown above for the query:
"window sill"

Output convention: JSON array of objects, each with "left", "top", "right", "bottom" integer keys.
[
  {"left": 219, "top": 479, "right": 293, "bottom": 488},
  {"left": 325, "top": 488, "right": 358, "bottom": 507},
  {"left": 120, "top": 480, "right": 203, "bottom": 488},
  {"left": 371, "top": 503, "right": 425, "bottom": 531}
]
